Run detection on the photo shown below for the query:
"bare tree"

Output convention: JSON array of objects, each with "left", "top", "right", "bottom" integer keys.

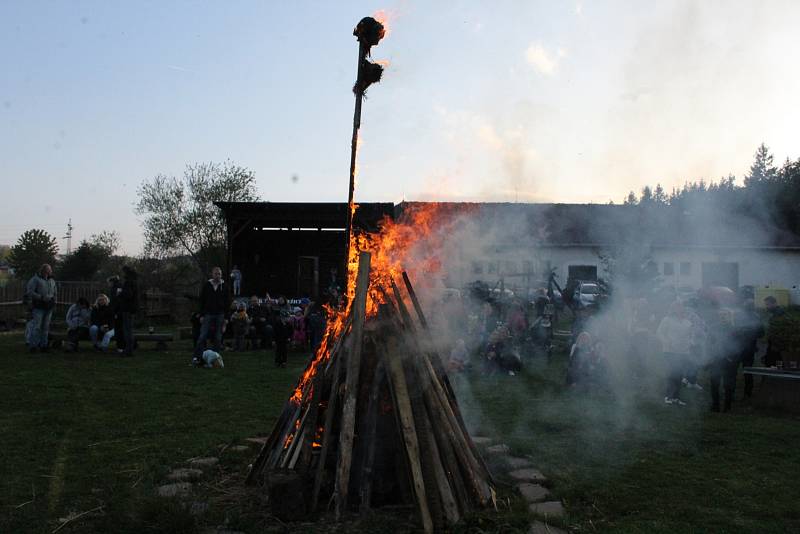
[{"left": 136, "top": 161, "right": 260, "bottom": 275}]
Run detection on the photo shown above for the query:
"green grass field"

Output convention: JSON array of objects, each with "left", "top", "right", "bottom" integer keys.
[{"left": 1, "top": 332, "right": 798, "bottom": 533}]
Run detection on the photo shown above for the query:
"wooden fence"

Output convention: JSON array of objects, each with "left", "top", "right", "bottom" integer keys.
[{"left": 0, "top": 280, "right": 192, "bottom": 329}]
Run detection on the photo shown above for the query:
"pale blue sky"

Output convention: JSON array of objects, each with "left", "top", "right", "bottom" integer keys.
[{"left": 2, "top": 1, "right": 799, "bottom": 254}]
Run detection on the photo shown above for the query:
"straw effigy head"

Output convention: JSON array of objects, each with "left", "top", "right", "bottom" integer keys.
[{"left": 353, "top": 16, "right": 385, "bottom": 48}]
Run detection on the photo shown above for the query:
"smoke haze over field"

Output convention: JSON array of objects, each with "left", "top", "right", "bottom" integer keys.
[{"left": 2, "top": 1, "right": 799, "bottom": 253}]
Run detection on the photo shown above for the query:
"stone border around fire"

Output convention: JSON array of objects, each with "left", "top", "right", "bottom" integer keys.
[{"left": 471, "top": 435, "right": 569, "bottom": 532}]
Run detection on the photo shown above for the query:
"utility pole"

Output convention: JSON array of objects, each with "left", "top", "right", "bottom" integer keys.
[{"left": 63, "top": 219, "right": 73, "bottom": 255}]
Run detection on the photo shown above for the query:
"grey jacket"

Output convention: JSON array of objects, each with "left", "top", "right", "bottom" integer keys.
[
  {"left": 66, "top": 304, "right": 90, "bottom": 329},
  {"left": 26, "top": 274, "right": 57, "bottom": 309}
]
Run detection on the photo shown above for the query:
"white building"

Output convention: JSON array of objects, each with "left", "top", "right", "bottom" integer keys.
[{"left": 396, "top": 202, "right": 800, "bottom": 295}]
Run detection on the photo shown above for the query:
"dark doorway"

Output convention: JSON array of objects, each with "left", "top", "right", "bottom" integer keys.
[
  {"left": 568, "top": 265, "right": 598, "bottom": 283},
  {"left": 297, "top": 256, "right": 319, "bottom": 298},
  {"left": 702, "top": 262, "right": 739, "bottom": 290}
]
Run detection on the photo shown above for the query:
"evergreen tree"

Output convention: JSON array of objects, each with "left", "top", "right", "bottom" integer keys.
[
  {"left": 744, "top": 143, "right": 777, "bottom": 186},
  {"left": 8, "top": 229, "right": 59, "bottom": 279},
  {"left": 639, "top": 185, "right": 653, "bottom": 204},
  {"left": 653, "top": 183, "right": 667, "bottom": 204}
]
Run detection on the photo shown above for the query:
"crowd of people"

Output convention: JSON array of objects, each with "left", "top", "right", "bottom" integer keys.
[
  {"left": 190, "top": 266, "right": 327, "bottom": 368},
  {"left": 24, "top": 263, "right": 139, "bottom": 356},
  {"left": 443, "top": 281, "right": 787, "bottom": 413},
  {"left": 22, "top": 261, "right": 789, "bottom": 414},
  {"left": 445, "top": 288, "right": 557, "bottom": 376}
]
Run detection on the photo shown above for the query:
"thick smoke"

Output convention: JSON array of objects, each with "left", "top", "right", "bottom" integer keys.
[{"left": 387, "top": 195, "right": 795, "bottom": 470}]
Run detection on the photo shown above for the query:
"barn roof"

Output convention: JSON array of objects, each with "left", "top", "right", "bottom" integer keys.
[{"left": 216, "top": 201, "right": 800, "bottom": 250}]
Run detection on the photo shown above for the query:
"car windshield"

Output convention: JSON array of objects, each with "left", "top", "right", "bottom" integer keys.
[{"left": 581, "top": 284, "right": 599, "bottom": 295}]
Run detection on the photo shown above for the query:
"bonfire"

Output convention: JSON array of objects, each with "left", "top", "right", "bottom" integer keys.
[{"left": 246, "top": 204, "right": 495, "bottom": 533}]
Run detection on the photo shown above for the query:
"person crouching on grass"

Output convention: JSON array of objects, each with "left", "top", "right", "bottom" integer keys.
[
  {"left": 656, "top": 301, "right": 693, "bottom": 406},
  {"left": 198, "top": 349, "right": 224, "bottom": 369}
]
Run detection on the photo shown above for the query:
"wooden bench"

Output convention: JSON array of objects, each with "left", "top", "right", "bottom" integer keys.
[
  {"left": 743, "top": 367, "right": 800, "bottom": 414},
  {"left": 48, "top": 331, "right": 176, "bottom": 351}
]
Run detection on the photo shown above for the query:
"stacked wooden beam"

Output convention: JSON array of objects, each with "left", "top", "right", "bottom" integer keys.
[{"left": 247, "top": 251, "right": 494, "bottom": 532}]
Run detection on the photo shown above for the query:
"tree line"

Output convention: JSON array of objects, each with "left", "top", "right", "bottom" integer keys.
[{"left": 620, "top": 144, "right": 800, "bottom": 237}]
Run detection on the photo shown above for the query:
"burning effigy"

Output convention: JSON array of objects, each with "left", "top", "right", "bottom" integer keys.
[{"left": 246, "top": 204, "right": 495, "bottom": 533}]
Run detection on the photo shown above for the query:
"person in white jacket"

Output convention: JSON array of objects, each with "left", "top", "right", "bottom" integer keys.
[{"left": 656, "top": 301, "right": 693, "bottom": 406}]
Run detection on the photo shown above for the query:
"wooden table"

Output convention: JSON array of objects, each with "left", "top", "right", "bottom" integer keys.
[{"left": 743, "top": 367, "right": 800, "bottom": 413}]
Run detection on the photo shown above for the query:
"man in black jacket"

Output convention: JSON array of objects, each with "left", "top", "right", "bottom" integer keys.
[
  {"left": 247, "top": 295, "right": 273, "bottom": 349},
  {"left": 193, "top": 267, "right": 230, "bottom": 362},
  {"left": 118, "top": 266, "right": 139, "bottom": 357}
]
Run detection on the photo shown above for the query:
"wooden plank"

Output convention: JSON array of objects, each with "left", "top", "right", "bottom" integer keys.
[
  {"left": 401, "top": 271, "right": 495, "bottom": 487},
  {"left": 415, "top": 352, "right": 470, "bottom": 514},
  {"left": 334, "top": 251, "right": 372, "bottom": 518},
  {"left": 295, "top": 366, "right": 327, "bottom": 471},
  {"left": 385, "top": 335, "right": 434, "bottom": 534},
  {"left": 419, "top": 353, "right": 493, "bottom": 503},
  {"left": 404, "top": 358, "right": 445, "bottom": 530},
  {"left": 423, "top": 400, "right": 461, "bottom": 524},
  {"left": 401, "top": 271, "right": 428, "bottom": 329},
  {"left": 390, "top": 279, "right": 415, "bottom": 329},
  {"left": 245, "top": 401, "right": 298, "bottom": 485},
  {"left": 358, "top": 359, "right": 385, "bottom": 513},
  {"left": 311, "top": 339, "right": 345, "bottom": 512}
]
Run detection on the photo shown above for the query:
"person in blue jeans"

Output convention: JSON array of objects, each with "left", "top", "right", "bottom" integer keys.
[
  {"left": 26, "top": 264, "right": 57, "bottom": 353},
  {"left": 193, "top": 267, "right": 230, "bottom": 363}
]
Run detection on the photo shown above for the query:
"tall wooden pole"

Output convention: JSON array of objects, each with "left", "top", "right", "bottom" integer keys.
[{"left": 344, "top": 42, "right": 369, "bottom": 283}]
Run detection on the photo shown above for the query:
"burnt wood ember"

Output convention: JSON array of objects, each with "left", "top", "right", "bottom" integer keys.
[{"left": 247, "top": 252, "right": 495, "bottom": 533}]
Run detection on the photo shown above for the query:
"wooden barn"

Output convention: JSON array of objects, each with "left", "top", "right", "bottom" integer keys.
[{"left": 216, "top": 202, "right": 394, "bottom": 299}]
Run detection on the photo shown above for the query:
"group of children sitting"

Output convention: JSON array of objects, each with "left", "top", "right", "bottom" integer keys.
[{"left": 190, "top": 295, "right": 327, "bottom": 368}]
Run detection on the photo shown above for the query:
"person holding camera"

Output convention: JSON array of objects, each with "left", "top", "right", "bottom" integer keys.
[{"left": 26, "top": 264, "right": 57, "bottom": 353}]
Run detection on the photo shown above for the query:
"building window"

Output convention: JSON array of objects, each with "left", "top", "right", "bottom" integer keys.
[
  {"left": 471, "top": 261, "right": 483, "bottom": 275},
  {"left": 504, "top": 260, "right": 516, "bottom": 274},
  {"left": 488, "top": 261, "right": 498, "bottom": 274},
  {"left": 680, "top": 262, "right": 691, "bottom": 276},
  {"left": 663, "top": 262, "right": 675, "bottom": 275}
]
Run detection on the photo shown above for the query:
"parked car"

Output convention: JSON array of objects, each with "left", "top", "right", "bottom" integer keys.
[{"left": 573, "top": 281, "right": 599, "bottom": 308}]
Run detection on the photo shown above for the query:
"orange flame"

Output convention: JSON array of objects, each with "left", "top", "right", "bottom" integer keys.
[
  {"left": 373, "top": 9, "right": 392, "bottom": 38},
  {"left": 288, "top": 203, "right": 473, "bottom": 406}
]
